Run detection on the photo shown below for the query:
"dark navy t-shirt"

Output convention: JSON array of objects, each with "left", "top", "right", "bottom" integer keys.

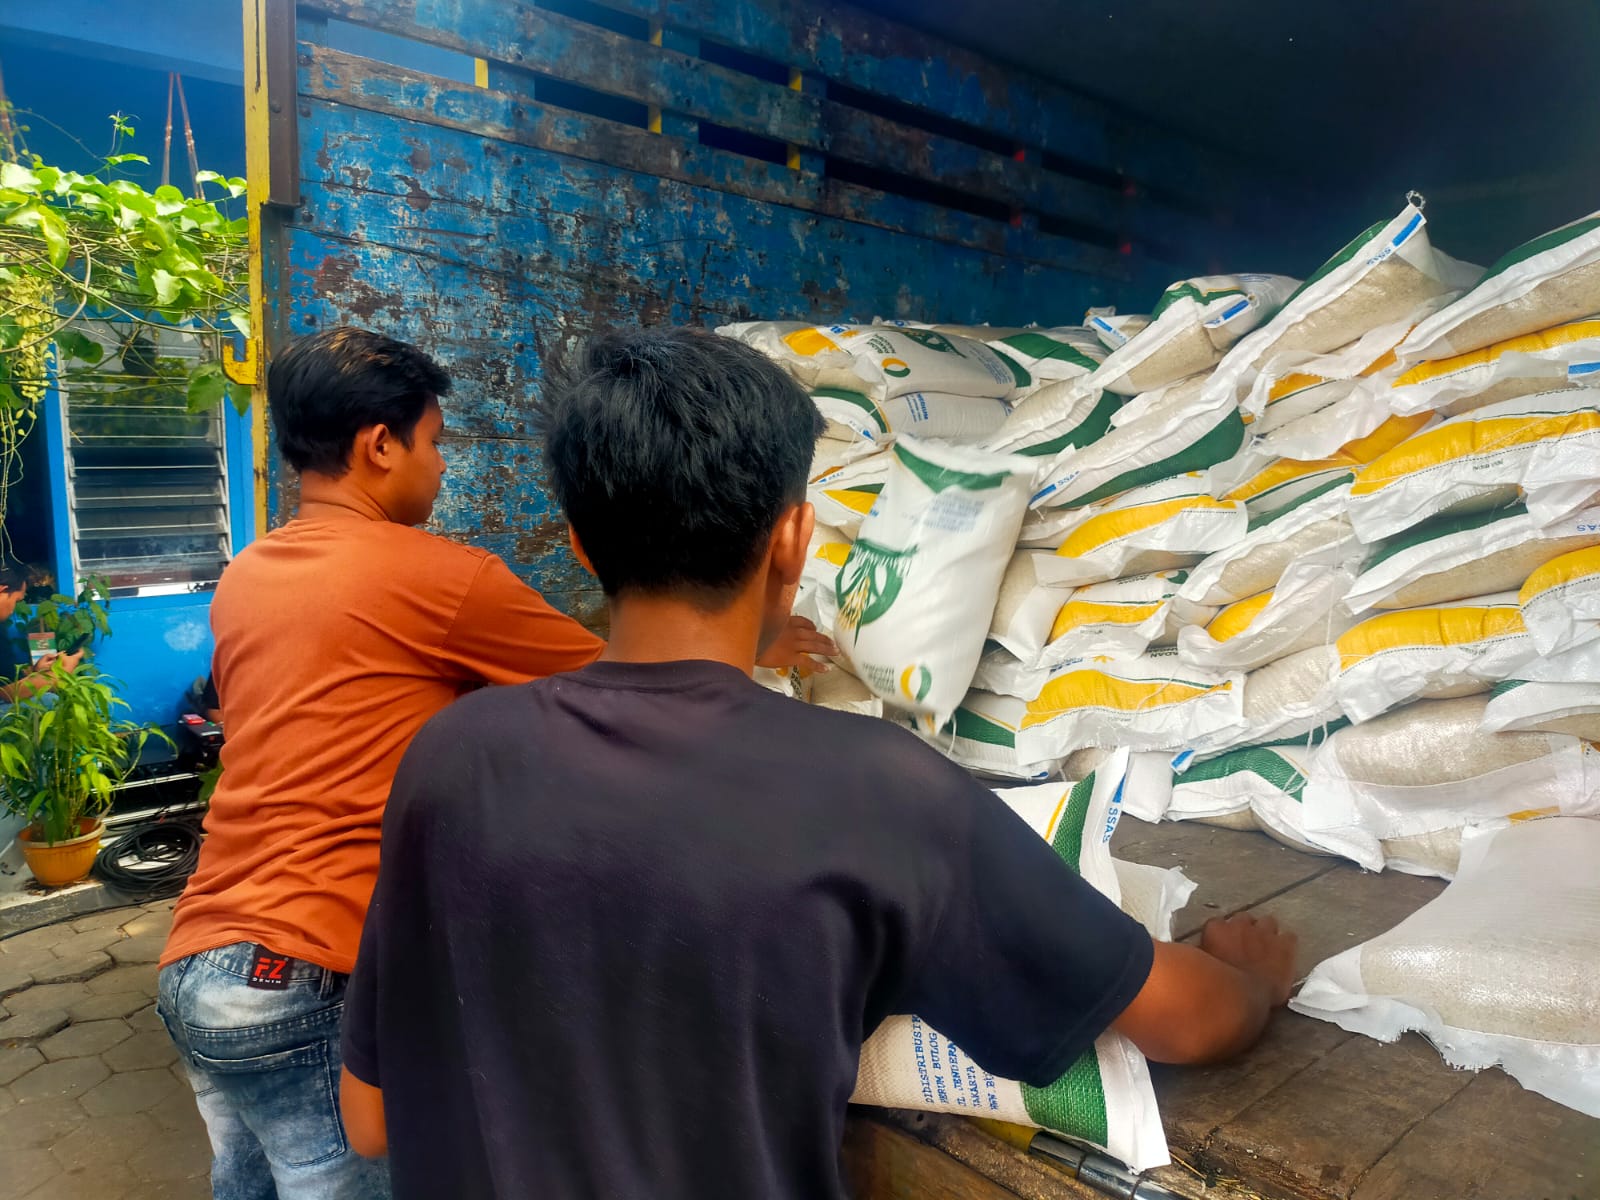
[{"left": 343, "top": 659, "right": 1152, "bottom": 1199}]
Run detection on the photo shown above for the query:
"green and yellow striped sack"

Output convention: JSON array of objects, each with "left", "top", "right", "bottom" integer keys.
[
  {"left": 852, "top": 753, "right": 1171, "bottom": 1171},
  {"left": 1398, "top": 210, "right": 1600, "bottom": 364}
]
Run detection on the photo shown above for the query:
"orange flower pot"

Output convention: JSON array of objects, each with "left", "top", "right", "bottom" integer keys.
[{"left": 19, "top": 818, "right": 105, "bottom": 888}]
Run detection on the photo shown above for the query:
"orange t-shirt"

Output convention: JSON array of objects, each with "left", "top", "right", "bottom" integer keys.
[{"left": 162, "top": 516, "right": 604, "bottom": 974}]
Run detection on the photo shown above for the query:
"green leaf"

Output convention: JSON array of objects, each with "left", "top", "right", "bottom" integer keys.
[
  {"left": 149, "top": 268, "right": 182, "bottom": 306},
  {"left": 53, "top": 329, "right": 105, "bottom": 365},
  {"left": 186, "top": 361, "right": 227, "bottom": 412},
  {"left": 0, "top": 162, "right": 40, "bottom": 191},
  {"left": 225, "top": 308, "right": 251, "bottom": 340},
  {"left": 104, "top": 153, "right": 150, "bottom": 167},
  {"left": 227, "top": 378, "right": 250, "bottom": 416}
]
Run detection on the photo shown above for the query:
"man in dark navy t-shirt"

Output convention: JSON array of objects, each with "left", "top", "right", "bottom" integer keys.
[{"left": 339, "top": 328, "right": 1297, "bottom": 1199}]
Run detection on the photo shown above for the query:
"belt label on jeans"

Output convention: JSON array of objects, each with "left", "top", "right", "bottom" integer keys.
[{"left": 247, "top": 945, "right": 292, "bottom": 989}]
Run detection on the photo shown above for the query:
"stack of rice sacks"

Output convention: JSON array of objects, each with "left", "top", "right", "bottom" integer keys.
[{"left": 1165, "top": 205, "right": 1600, "bottom": 878}]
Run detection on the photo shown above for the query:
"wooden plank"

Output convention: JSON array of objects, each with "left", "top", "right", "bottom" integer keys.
[
  {"left": 822, "top": 102, "right": 1121, "bottom": 232},
  {"left": 1151, "top": 1011, "right": 1352, "bottom": 1156},
  {"left": 303, "top": 0, "right": 824, "bottom": 147},
  {"left": 298, "top": 45, "right": 1124, "bottom": 276},
  {"left": 1108, "top": 821, "right": 1335, "bottom": 941},
  {"left": 587, "top": 0, "right": 1116, "bottom": 171},
  {"left": 843, "top": 1115, "right": 1033, "bottom": 1200},
  {"left": 1352, "top": 1069, "right": 1600, "bottom": 1200},
  {"left": 1206, "top": 1032, "right": 1477, "bottom": 1200},
  {"left": 291, "top": 104, "right": 1119, "bottom": 335}
]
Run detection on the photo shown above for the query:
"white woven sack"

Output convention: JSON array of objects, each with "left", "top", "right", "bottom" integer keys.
[
  {"left": 1302, "top": 695, "right": 1600, "bottom": 862},
  {"left": 1346, "top": 503, "right": 1600, "bottom": 614},
  {"left": 1204, "top": 201, "right": 1479, "bottom": 411},
  {"left": 835, "top": 439, "right": 1033, "bottom": 725},
  {"left": 1332, "top": 592, "right": 1537, "bottom": 723},
  {"left": 1345, "top": 388, "right": 1600, "bottom": 544},
  {"left": 1292, "top": 817, "right": 1600, "bottom": 1117},
  {"left": 1398, "top": 209, "right": 1600, "bottom": 364},
  {"left": 1179, "top": 483, "right": 1358, "bottom": 607},
  {"left": 853, "top": 754, "right": 1172, "bottom": 1171},
  {"left": 1179, "top": 561, "right": 1358, "bottom": 675},
  {"left": 1090, "top": 274, "right": 1299, "bottom": 397}
]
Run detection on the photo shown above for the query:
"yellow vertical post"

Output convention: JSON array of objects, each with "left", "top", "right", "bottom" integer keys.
[{"left": 234, "top": 0, "right": 275, "bottom": 538}]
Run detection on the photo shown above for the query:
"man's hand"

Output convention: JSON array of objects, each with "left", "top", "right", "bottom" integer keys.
[
  {"left": 38, "top": 649, "right": 84, "bottom": 675},
  {"left": 756, "top": 614, "right": 838, "bottom": 674},
  {"left": 1200, "top": 913, "right": 1298, "bottom": 1008},
  {"left": 1112, "top": 914, "right": 1299, "bottom": 1065}
]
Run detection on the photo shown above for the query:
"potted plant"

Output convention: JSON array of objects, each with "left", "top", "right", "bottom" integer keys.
[
  {"left": 11, "top": 578, "right": 112, "bottom": 659},
  {"left": 0, "top": 659, "right": 164, "bottom": 887}
]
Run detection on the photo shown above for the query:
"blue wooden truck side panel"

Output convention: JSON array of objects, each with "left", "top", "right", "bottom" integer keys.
[{"left": 271, "top": 0, "right": 1241, "bottom": 625}]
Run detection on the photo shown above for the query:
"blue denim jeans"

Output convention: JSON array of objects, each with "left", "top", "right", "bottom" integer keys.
[{"left": 158, "top": 943, "right": 391, "bottom": 1200}]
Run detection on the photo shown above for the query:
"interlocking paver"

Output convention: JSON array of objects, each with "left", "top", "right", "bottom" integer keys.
[
  {"left": 48, "top": 1111, "right": 160, "bottom": 1174},
  {"left": 5, "top": 1146, "right": 57, "bottom": 1198},
  {"left": 120, "top": 911, "right": 174, "bottom": 940},
  {"left": 49, "top": 929, "right": 128, "bottom": 960},
  {"left": 80, "top": 1067, "right": 184, "bottom": 1117},
  {"left": 1, "top": 925, "right": 75, "bottom": 956},
  {"left": 0, "top": 1008, "right": 70, "bottom": 1046},
  {"left": 3, "top": 983, "right": 91, "bottom": 1016},
  {"left": 125, "top": 1004, "right": 164, "bottom": 1034},
  {"left": 66, "top": 991, "right": 151, "bottom": 1023},
  {"left": 103, "top": 1030, "right": 177, "bottom": 1073},
  {"left": 0, "top": 1096, "right": 88, "bottom": 1151},
  {"left": 0, "top": 1044, "right": 44, "bottom": 1085},
  {"left": 71, "top": 909, "right": 134, "bottom": 933},
  {"left": 29, "top": 952, "right": 112, "bottom": 986},
  {"left": 38, "top": 1019, "right": 132, "bottom": 1062},
  {"left": 124, "top": 1177, "right": 206, "bottom": 1200},
  {"left": 106, "top": 937, "right": 165, "bottom": 966},
  {"left": 85, "top": 964, "right": 157, "bottom": 996},
  {"left": 23, "top": 1166, "right": 133, "bottom": 1200},
  {"left": 0, "top": 962, "right": 36, "bottom": 998},
  {"left": 127, "top": 1121, "right": 215, "bottom": 1183},
  {"left": 8, "top": 1056, "right": 110, "bottom": 1103}
]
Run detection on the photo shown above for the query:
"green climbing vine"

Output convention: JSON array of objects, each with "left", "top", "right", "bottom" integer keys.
[{"left": 0, "top": 109, "right": 248, "bottom": 541}]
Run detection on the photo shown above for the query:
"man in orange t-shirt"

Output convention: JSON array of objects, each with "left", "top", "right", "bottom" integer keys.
[{"left": 155, "top": 327, "right": 829, "bottom": 1199}]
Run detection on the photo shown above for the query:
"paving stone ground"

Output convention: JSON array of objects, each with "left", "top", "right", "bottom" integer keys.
[{"left": 0, "top": 900, "right": 212, "bottom": 1200}]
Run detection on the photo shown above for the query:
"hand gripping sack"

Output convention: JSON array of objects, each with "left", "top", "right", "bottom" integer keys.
[
  {"left": 1346, "top": 502, "right": 1600, "bottom": 614},
  {"left": 1518, "top": 544, "right": 1600, "bottom": 656},
  {"left": 835, "top": 439, "right": 1034, "bottom": 725},
  {"left": 1332, "top": 592, "right": 1536, "bottom": 723},
  {"left": 1089, "top": 274, "right": 1300, "bottom": 396},
  {"left": 1292, "top": 817, "right": 1600, "bottom": 1117},
  {"left": 1204, "top": 200, "right": 1480, "bottom": 407},
  {"left": 853, "top": 754, "right": 1172, "bottom": 1170},
  {"left": 1346, "top": 389, "right": 1600, "bottom": 543},
  {"left": 1398, "top": 209, "right": 1600, "bottom": 364},
  {"left": 1389, "top": 316, "right": 1600, "bottom": 418}
]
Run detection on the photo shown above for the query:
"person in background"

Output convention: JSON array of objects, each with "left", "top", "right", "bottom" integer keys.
[
  {"left": 339, "top": 328, "right": 1298, "bottom": 1199},
  {"left": 0, "top": 556, "right": 82, "bottom": 702},
  {"left": 155, "top": 326, "right": 837, "bottom": 1200}
]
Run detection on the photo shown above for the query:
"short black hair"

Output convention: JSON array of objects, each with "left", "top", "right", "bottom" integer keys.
[
  {"left": 268, "top": 327, "right": 451, "bottom": 474},
  {"left": 0, "top": 553, "right": 30, "bottom": 593},
  {"left": 539, "top": 327, "right": 824, "bottom": 601}
]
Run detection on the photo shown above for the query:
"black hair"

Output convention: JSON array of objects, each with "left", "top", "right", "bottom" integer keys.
[
  {"left": 267, "top": 327, "right": 451, "bottom": 475},
  {"left": 0, "top": 553, "right": 31, "bottom": 593},
  {"left": 539, "top": 327, "right": 824, "bottom": 601}
]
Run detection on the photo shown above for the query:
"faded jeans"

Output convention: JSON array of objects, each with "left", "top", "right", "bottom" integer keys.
[{"left": 157, "top": 942, "right": 390, "bottom": 1200}]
